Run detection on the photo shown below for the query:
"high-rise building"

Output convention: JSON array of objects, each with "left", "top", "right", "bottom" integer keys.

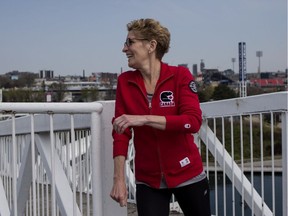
[
  {"left": 192, "top": 64, "right": 197, "bottom": 77},
  {"left": 200, "top": 59, "right": 205, "bottom": 73},
  {"left": 40, "top": 70, "right": 54, "bottom": 79}
]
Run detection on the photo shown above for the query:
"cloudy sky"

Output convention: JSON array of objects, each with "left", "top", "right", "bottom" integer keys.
[{"left": 0, "top": 0, "right": 286, "bottom": 76}]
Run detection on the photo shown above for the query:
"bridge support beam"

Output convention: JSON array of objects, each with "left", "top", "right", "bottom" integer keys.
[
  {"left": 282, "top": 111, "right": 288, "bottom": 216},
  {"left": 36, "top": 133, "right": 82, "bottom": 216},
  {"left": 199, "top": 121, "right": 273, "bottom": 216}
]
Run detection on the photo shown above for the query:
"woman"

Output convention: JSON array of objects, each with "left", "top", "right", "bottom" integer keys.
[{"left": 110, "top": 18, "right": 211, "bottom": 216}]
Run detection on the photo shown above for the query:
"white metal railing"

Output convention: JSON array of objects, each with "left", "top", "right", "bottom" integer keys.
[
  {"left": 0, "top": 102, "right": 103, "bottom": 216},
  {"left": 199, "top": 91, "right": 287, "bottom": 216},
  {"left": 0, "top": 92, "right": 287, "bottom": 216}
]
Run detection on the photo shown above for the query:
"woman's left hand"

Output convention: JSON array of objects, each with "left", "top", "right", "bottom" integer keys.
[{"left": 113, "top": 114, "right": 146, "bottom": 134}]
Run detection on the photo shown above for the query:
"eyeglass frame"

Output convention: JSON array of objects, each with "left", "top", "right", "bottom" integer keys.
[{"left": 124, "top": 38, "right": 148, "bottom": 47}]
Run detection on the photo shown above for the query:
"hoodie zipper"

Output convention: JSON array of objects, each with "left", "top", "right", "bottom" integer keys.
[
  {"left": 129, "top": 80, "right": 151, "bottom": 112},
  {"left": 152, "top": 74, "right": 175, "bottom": 186},
  {"left": 128, "top": 73, "right": 174, "bottom": 185},
  {"left": 151, "top": 74, "right": 174, "bottom": 109},
  {"left": 128, "top": 73, "right": 174, "bottom": 110}
]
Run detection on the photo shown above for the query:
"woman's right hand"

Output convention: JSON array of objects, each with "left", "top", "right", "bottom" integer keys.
[
  {"left": 110, "top": 177, "right": 128, "bottom": 207},
  {"left": 110, "top": 155, "right": 128, "bottom": 207}
]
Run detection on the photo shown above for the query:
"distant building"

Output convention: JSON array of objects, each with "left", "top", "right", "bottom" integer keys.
[
  {"left": 249, "top": 78, "right": 286, "bottom": 91},
  {"left": 11, "top": 75, "right": 19, "bottom": 80},
  {"left": 178, "top": 64, "right": 188, "bottom": 68},
  {"left": 40, "top": 70, "right": 54, "bottom": 79},
  {"left": 90, "top": 72, "right": 118, "bottom": 88},
  {"left": 192, "top": 64, "right": 198, "bottom": 77},
  {"left": 7, "top": 70, "right": 20, "bottom": 80},
  {"left": 222, "top": 69, "right": 234, "bottom": 76},
  {"left": 200, "top": 59, "right": 205, "bottom": 73},
  {"left": 202, "top": 68, "right": 217, "bottom": 84}
]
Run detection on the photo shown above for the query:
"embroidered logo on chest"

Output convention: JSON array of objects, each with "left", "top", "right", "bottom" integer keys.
[{"left": 160, "top": 91, "right": 175, "bottom": 107}]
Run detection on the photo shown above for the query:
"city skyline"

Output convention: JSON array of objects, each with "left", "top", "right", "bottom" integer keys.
[{"left": 0, "top": 0, "right": 287, "bottom": 76}]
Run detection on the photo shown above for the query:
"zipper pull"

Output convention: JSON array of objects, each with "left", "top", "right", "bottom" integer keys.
[{"left": 149, "top": 102, "right": 152, "bottom": 109}]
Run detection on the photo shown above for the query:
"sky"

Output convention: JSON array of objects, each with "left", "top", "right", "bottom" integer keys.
[{"left": 0, "top": 0, "right": 287, "bottom": 76}]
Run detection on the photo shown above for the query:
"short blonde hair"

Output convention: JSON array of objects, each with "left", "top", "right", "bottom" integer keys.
[{"left": 127, "top": 18, "right": 170, "bottom": 60}]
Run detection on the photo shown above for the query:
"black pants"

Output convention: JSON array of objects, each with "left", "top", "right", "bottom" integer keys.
[{"left": 136, "top": 178, "right": 211, "bottom": 216}]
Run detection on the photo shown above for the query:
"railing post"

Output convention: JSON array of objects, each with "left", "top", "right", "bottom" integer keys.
[
  {"left": 91, "top": 111, "right": 103, "bottom": 216},
  {"left": 49, "top": 114, "right": 56, "bottom": 216},
  {"left": 282, "top": 111, "right": 288, "bottom": 216},
  {"left": 98, "top": 101, "right": 127, "bottom": 216},
  {"left": 12, "top": 114, "right": 17, "bottom": 216}
]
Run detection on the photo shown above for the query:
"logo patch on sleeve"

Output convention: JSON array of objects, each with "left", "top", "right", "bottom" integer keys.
[
  {"left": 189, "top": 81, "right": 198, "bottom": 93},
  {"left": 184, "top": 124, "right": 191, "bottom": 129}
]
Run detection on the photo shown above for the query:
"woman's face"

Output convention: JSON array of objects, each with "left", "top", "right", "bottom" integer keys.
[{"left": 122, "top": 31, "right": 150, "bottom": 70}]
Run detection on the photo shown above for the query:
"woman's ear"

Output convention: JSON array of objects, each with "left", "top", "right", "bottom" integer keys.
[{"left": 149, "top": 39, "right": 157, "bottom": 52}]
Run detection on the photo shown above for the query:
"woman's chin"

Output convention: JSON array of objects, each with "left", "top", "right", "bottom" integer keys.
[{"left": 128, "top": 62, "right": 136, "bottom": 69}]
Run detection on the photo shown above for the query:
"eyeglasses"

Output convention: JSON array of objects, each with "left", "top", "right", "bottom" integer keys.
[{"left": 124, "top": 38, "right": 148, "bottom": 47}]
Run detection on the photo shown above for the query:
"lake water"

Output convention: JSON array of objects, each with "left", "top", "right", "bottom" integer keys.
[{"left": 209, "top": 172, "right": 282, "bottom": 216}]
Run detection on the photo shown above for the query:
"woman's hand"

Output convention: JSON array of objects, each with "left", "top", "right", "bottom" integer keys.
[
  {"left": 110, "top": 177, "right": 128, "bottom": 207},
  {"left": 113, "top": 114, "right": 146, "bottom": 134},
  {"left": 110, "top": 156, "right": 127, "bottom": 207},
  {"left": 113, "top": 114, "right": 166, "bottom": 134}
]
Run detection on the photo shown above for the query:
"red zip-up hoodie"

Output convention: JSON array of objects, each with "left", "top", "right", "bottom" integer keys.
[{"left": 113, "top": 62, "right": 203, "bottom": 188}]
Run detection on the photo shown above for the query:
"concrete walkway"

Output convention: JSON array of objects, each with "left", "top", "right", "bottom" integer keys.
[{"left": 128, "top": 203, "right": 184, "bottom": 216}]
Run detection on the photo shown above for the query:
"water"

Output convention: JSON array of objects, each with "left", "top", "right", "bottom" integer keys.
[{"left": 209, "top": 172, "right": 282, "bottom": 216}]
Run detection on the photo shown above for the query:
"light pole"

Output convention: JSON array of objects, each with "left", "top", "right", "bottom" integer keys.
[
  {"left": 239, "top": 42, "right": 247, "bottom": 97},
  {"left": 231, "top": 58, "right": 236, "bottom": 73},
  {"left": 256, "top": 51, "right": 263, "bottom": 73}
]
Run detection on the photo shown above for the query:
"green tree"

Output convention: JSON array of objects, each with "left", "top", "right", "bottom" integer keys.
[
  {"left": 89, "top": 88, "right": 99, "bottom": 101},
  {"left": 247, "top": 86, "right": 265, "bottom": 96},
  {"left": 211, "top": 84, "right": 236, "bottom": 101},
  {"left": 80, "top": 88, "right": 90, "bottom": 102},
  {"left": 3, "top": 89, "right": 32, "bottom": 102},
  {"left": 3, "top": 89, "right": 46, "bottom": 102},
  {"left": 49, "top": 82, "right": 67, "bottom": 102},
  {"left": 20, "top": 72, "right": 37, "bottom": 87},
  {"left": 80, "top": 88, "right": 99, "bottom": 102},
  {"left": 198, "top": 85, "right": 214, "bottom": 102},
  {"left": 0, "top": 76, "right": 12, "bottom": 88}
]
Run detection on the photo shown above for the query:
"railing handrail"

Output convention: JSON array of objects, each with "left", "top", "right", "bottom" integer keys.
[
  {"left": 0, "top": 102, "right": 104, "bottom": 137},
  {"left": 201, "top": 91, "right": 288, "bottom": 117},
  {"left": 0, "top": 102, "right": 103, "bottom": 114}
]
